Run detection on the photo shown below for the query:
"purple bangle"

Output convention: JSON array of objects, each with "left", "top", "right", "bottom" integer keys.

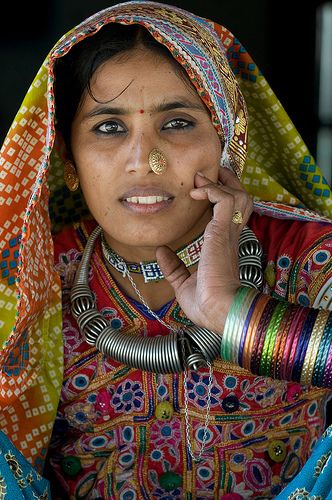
[
  {"left": 292, "top": 308, "right": 319, "bottom": 382},
  {"left": 280, "top": 307, "right": 307, "bottom": 381},
  {"left": 238, "top": 293, "right": 260, "bottom": 366}
]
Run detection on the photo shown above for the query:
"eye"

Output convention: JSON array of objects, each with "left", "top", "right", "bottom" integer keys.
[
  {"left": 163, "top": 118, "right": 194, "bottom": 130},
  {"left": 94, "top": 121, "right": 126, "bottom": 135}
]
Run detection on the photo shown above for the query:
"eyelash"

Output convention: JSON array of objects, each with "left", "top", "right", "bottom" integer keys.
[{"left": 94, "top": 118, "right": 194, "bottom": 135}]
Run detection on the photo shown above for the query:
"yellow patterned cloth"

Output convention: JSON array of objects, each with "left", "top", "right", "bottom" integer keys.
[{"left": 0, "top": 0, "right": 331, "bottom": 472}]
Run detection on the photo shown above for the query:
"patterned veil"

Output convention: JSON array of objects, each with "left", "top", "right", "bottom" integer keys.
[{"left": 0, "top": 1, "right": 331, "bottom": 469}]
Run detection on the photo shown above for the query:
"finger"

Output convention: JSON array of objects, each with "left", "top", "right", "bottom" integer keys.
[
  {"left": 194, "top": 171, "right": 215, "bottom": 187},
  {"left": 155, "top": 245, "right": 191, "bottom": 291},
  {"left": 193, "top": 173, "right": 253, "bottom": 223},
  {"left": 218, "top": 167, "right": 243, "bottom": 188},
  {"left": 190, "top": 181, "right": 247, "bottom": 210}
]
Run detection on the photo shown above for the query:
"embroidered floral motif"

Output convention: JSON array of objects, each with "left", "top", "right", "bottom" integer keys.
[
  {"left": 234, "top": 109, "right": 246, "bottom": 135},
  {"left": 54, "top": 249, "right": 83, "bottom": 310},
  {"left": 64, "top": 401, "right": 97, "bottom": 430},
  {"left": 187, "top": 372, "right": 223, "bottom": 408},
  {"left": 100, "top": 307, "right": 124, "bottom": 330},
  {"left": 49, "top": 220, "right": 329, "bottom": 498},
  {"left": 111, "top": 380, "right": 144, "bottom": 413},
  {"left": 150, "top": 417, "right": 181, "bottom": 448},
  {"left": 62, "top": 317, "right": 89, "bottom": 363},
  {"left": 273, "top": 254, "right": 293, "bottom": 299}
]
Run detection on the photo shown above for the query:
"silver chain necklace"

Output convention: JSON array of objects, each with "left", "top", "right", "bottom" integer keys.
[{"left": 70, "top": 224, "right": 263, "bottom": 461}]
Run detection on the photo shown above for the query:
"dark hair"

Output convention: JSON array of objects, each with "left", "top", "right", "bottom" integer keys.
[{"left": 54, "top": 23, "right": 191, "bottom": 149}]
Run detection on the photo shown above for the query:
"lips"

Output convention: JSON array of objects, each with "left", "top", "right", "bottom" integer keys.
[
  {"left": 120, "top": 186, "right": 174, "bottom": 201},
  {"left": 119, "top": 186, "right": 175, "bottom": 214},
  {"left": 125, "top": 195, "right": 171, "bottom": 204}
]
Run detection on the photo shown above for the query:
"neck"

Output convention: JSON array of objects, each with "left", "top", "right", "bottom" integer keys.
[
  {"left": 103, "top": 207, "right": 212, "bottom": 264},
  {"left": 105, "top": 258, "right": 198, "bottom": 312},
  {"left": 101, "top": 209, "right": 211, "bottom": 311}
]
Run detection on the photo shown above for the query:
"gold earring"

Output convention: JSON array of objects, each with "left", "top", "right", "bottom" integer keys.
[
  {"left": 64, "top": 160, "right": 79, "bottom": 191},
  {"left": 148, "top": 148, "right": 167, "bottom": 175}
]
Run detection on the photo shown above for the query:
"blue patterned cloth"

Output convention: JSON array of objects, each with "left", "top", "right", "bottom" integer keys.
[
  {"left": 0, "top": 430, "right": 50, "bottom": 499},
  {"left": 276, "top": 424, "right": 332, "bottom": 499}
]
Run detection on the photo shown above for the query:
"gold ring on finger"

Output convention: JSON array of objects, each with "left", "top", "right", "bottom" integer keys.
[{"left": 232, "top": 210, "right": 243, "bottom": 225}]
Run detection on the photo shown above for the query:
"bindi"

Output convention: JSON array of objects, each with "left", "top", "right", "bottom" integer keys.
[{"left": 139, "top": 109, "right": 145, "bottom": 114}]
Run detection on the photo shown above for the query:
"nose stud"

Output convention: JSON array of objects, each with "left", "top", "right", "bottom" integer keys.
[{"left": 148, "top": 148, "right": 167, "bottom": 175}]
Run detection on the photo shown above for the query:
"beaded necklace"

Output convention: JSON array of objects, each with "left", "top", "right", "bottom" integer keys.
[{"left": 101, "top": 231, "right": 204, "bottom": 283}]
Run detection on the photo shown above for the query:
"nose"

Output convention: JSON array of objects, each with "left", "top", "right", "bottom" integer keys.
[{"left": 125, "top": 132, "right": 156, "bottom": 176}]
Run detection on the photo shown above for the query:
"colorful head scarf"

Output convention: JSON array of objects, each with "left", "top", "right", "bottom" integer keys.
[{"left": 0, "top": 1, "right": 331, "bottom": 468}]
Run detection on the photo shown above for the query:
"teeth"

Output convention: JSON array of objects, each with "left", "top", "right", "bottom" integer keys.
[{"left": 125, "top": 196, "right": 170, "bottom": 204}]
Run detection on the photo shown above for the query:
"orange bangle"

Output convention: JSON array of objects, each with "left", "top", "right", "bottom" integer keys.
[{"left": 242, "top": 294, "right": 270, "bottom": 371}]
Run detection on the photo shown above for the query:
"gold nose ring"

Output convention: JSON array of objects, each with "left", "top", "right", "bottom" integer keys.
[{"left": 148, "top": 148, "right": 167, "bottom": 175}]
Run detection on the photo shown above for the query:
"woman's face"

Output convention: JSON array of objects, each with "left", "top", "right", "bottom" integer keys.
[{"left": 70, "top": 47, "right": 222, "bottom": 252}]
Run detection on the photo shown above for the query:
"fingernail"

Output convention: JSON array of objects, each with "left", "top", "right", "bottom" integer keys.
[{"left": 196, "top": 171, "right": 205, "bottom": 176}]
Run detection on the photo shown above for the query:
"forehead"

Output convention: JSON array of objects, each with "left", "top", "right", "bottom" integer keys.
[{"left": 88, "top": 48, "right": 200, "bottom": 103}]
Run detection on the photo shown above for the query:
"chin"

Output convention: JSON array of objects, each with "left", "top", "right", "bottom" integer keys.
[{"left": 108, "top": 226, "right": 185, "bottom": 250}]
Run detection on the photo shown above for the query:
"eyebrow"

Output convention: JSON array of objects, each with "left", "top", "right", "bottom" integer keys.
[{"left": 83, "top": 98, "right": 205, "bottom": 119}]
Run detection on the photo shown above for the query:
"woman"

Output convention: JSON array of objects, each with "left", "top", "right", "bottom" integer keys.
[{"left": 0, "top": 1, "right": 331, "bottom": 498}]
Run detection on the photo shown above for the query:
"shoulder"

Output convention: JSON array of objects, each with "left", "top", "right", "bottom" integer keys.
[
  {"left": 248, "top": 209, "right": 332, "bottom": 260},
  {"left": 248, "top": 209, "right": 332, "bottom": 306},
  {"left": 52, "top": 218, "right": 98, "bottom": 296}
]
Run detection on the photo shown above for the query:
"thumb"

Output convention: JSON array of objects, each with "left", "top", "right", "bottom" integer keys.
[{"left": 156, "top": 245, "right": 191, "bottom": 292}]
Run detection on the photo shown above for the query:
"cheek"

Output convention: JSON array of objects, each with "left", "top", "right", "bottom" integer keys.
[{"left": 179, "top": 137, "right": 220, "bottom": 183}]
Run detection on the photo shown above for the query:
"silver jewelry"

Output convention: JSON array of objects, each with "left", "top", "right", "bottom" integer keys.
[
  {"left": 71, "top": 225, "right": 262, "bottom": 369},
  {"left": 70, "top": 224, "right": 263, "bottom": 462},
  {"left": 71, "top": 226, "right": 222, "bottom": 372},
  {"left": 101, "top": 231, "right": 204, "bottom": 283},
  {"left": 101, "top": 226, "right": 263, "bottom": 288}
]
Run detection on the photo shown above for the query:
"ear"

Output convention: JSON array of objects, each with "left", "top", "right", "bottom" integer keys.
[{"left": 54, "top": 130, "right": 72, "bottom": 162}]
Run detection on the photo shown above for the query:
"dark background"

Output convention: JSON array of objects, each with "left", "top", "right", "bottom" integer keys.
[{"left": 0, "top": 0, "right": 326, "bottom": 157}]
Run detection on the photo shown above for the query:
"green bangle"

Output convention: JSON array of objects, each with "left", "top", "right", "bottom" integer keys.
[
  {"left": 259, "top": 301, "right": 288, "bottom": 376},
  {"left": 231, "top": 288, "right": 259, "bottom": 364},
  {"left": 221, "top": 286, "right": 252, "bottom": 362}
]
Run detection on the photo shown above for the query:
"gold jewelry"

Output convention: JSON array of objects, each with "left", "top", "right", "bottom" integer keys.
[
  {"left": 148, "top": 148, "right": 167, "bottom": 175},
  {"left": 64, "top": 160, "right": 79, "bottom": 191},
  {"left": 232, "top": 210, "right": 243, "bottom": 225}
]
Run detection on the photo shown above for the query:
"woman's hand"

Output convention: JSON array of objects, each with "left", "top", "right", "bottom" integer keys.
[{"left": 156, "top": 168, "right": 253, "bottom": 333}]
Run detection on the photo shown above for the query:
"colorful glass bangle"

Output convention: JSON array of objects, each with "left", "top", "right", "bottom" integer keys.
[
  {"left": 266, "top": 301, "right": 289, "bottom": 379},
  {"left": 259, "top": 301, "right": 288, "bottom": 377},
  {"left": 312, "top": 314, "right": 332, "bottom": 387},
  {"left": 279, "top": 307, "right": 306, "bottom": 382},
  {"left": 230, "top": 288, "right": 256, "bottom": 363},
  {"left": 273, "top": 305, "right": 297, "bottom": 380},
  {"left": 323, "top": 318, "right": 332, "bottom": 388},
  {"left": 221, "top": 286, "right": 251, "bottom": 361},
  {"left": 238, "top": 292, "right": 261, "bottom": 367},
  {"left": 251, "top": 299, "right": 277, "bottom": 375},
  {"left": 283, "top": 307, "right": 308, "bottom": 381},
  {"left": 292, "top": 308, "right": 319, "bottom": 382},
  {"left": 300, "top": 310, "right": 329, "bottom": 385},
  {"left": 242, "top": 294, "right": 270, "bottom": 372}
]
